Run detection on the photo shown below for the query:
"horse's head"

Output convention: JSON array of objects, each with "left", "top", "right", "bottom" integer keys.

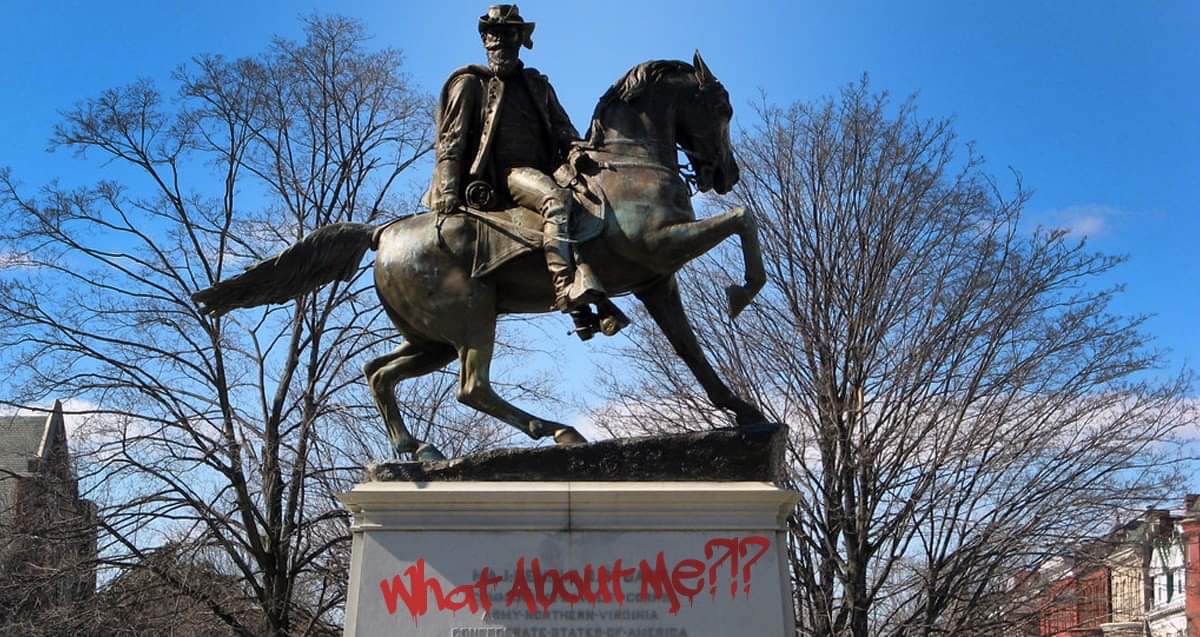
[
  {"left": 588, "top": 54, "right": 739, "bottom": 194},
  {"left": 676, "top": 51, "right": 738, "bottom": 194}
]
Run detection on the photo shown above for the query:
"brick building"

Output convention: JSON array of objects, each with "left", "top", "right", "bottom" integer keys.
[
  {"left": 1030, "top": 555, "right": 1111, "bottom": 636},
  {"left": 0, "top": 401, "right": 97, "bottom": 618},
  {"left": 1020, "top": 499, "right": 1200, "bottom": 637}
]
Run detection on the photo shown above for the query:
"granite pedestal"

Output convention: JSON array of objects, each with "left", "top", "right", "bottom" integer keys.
[{"left": 340, "top": 424, "right": 799, "bottom": 637}]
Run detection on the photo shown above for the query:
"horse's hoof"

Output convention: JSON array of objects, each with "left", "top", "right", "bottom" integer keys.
[
  {"left": 726, "top": 398, "right": 766, "bottom": 426},
  {"left": 553, "top": 427, "right": 588, "bottom": 445},
  {"left": 414, "top": 443, "right": 447, "bottom": 462},
  {"left": 599, "top": 315, "right": 628, "bottom": 337},
  {"left": 726, "top": 284, "right": 752, "bottom": 319},
  {"left": 734, "top": 405, "right": 767, "bottom": 427},
  {"left": 598, "top": 306, "right": 631, "bottom": 337}
]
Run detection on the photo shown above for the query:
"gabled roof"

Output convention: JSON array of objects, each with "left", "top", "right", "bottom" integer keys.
[
  {"left": 0, "top": 401, "right": 68, "bottom": 521},
  {"left": 0, "top": 412, "right": 55, "bottom": 478},
  {"left": 1, "top": 401, "right": 66, "bottom": 474}
]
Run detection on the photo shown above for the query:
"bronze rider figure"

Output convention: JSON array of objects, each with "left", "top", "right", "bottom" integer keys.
[{"left": 425, "top": 5, "right": 608, "bottom": 322}]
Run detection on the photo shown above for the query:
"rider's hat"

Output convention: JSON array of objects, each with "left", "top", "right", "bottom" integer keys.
[{"left": 478, "top": 5, "right": 535, "bottom": 49}]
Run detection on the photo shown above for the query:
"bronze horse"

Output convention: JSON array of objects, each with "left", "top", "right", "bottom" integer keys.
[{"left": 193, "top": 52, "right": 766, "bottom": 461}]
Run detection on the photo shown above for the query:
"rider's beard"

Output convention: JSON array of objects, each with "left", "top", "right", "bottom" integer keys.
[{"left": 487, "top": 47, "right": 521, "bottom": 78}]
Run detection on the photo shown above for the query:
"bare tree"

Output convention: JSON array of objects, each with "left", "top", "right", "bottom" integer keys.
[
  {"left": 593, "top": 79, "right": 1194, "bottom": 636},
  {"left": 0, "top": 15, "right": 529, "bottom": 636}
]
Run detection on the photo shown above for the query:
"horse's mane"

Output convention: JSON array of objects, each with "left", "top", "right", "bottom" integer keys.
[{"left": 587, "top": 60, "right": 695, "bottom": 145}]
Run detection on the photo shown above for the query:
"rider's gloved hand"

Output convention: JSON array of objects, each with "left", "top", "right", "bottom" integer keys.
[
  {"left": 567, "top": 144, "right": 586, "bottom": 168},
  {"left": 434, "top": 194, "right": 462, "bottom": 215}
]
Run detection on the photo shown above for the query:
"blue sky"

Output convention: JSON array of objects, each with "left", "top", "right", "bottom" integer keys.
[{"left": 2, "top": 1, "right": 1196, "bottom": 400}]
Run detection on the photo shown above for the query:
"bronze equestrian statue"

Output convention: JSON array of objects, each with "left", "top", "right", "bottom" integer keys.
[{"left": 193, "top": 6, "right": 767, "bottom": 461}]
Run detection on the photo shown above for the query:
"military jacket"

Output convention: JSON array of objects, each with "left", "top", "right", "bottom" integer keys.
[{"left": 424, "top": 64, "right": 580, "bottom": 211}]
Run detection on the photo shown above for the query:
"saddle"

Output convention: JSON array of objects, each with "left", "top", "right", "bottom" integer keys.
[{"left": 461, "top": 166, "right": 609, "bottom": 278}]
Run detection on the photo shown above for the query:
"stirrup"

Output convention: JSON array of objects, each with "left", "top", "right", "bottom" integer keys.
[{"left": 569, "top": 307, "right": 599, "bottom": 341}]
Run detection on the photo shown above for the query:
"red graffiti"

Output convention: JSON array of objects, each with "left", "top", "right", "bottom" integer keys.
[
  {"left": 739, "top": 536, "right": 770, "bottom": 596},
  {"left": 704, "top": 537, "right": 739, "bottom": 599},
  {"left": 378, "top": 535, "right": 772, "bottom": 623},
  {"left": 379, "top": 560, "right": 503, "bottom": 622}
]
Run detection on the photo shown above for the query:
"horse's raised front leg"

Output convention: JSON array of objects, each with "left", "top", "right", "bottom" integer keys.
[
  {"left": 644, "top": 205, "right": 765, "bottom": 319},
  {"left": 455, "top": 307, "right": 587, "bottom": 445},
  {"left": 364, "top": 340, "right": 457, "bottom": 461},
  {"left": 635, "top": 275, "right": 766, "bottom": 426}
]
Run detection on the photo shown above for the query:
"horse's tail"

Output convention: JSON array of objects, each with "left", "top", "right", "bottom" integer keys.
[{"left": 192, "top": 222, "right": 378, "bottom": 317}]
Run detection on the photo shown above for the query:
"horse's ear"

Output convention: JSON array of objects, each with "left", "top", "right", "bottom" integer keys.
[{"left": 693, "top": 49, "right": 716, "bottom": 87}]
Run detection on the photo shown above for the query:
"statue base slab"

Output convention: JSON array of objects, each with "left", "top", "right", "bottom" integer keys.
[{"left": 366, "top": 422, "right": 786, "bottom": 483}]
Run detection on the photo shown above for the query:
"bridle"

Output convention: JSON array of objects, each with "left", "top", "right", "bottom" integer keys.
[{"left": 587, "top": 138, "right": 707, "bottom": 195}]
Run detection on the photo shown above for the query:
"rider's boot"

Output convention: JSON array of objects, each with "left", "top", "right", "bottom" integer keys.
[{"left": 543, "top": 200, "right": 604, "bottom": 312}]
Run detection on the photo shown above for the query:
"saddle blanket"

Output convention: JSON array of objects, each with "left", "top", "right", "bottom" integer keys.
[{"left": 465, "top": 185, "right": 608, "bottom": 278}]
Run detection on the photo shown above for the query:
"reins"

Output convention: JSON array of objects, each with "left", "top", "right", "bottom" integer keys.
[{"left": 587, "top": 141, "right": 701, "bottom": 194}]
